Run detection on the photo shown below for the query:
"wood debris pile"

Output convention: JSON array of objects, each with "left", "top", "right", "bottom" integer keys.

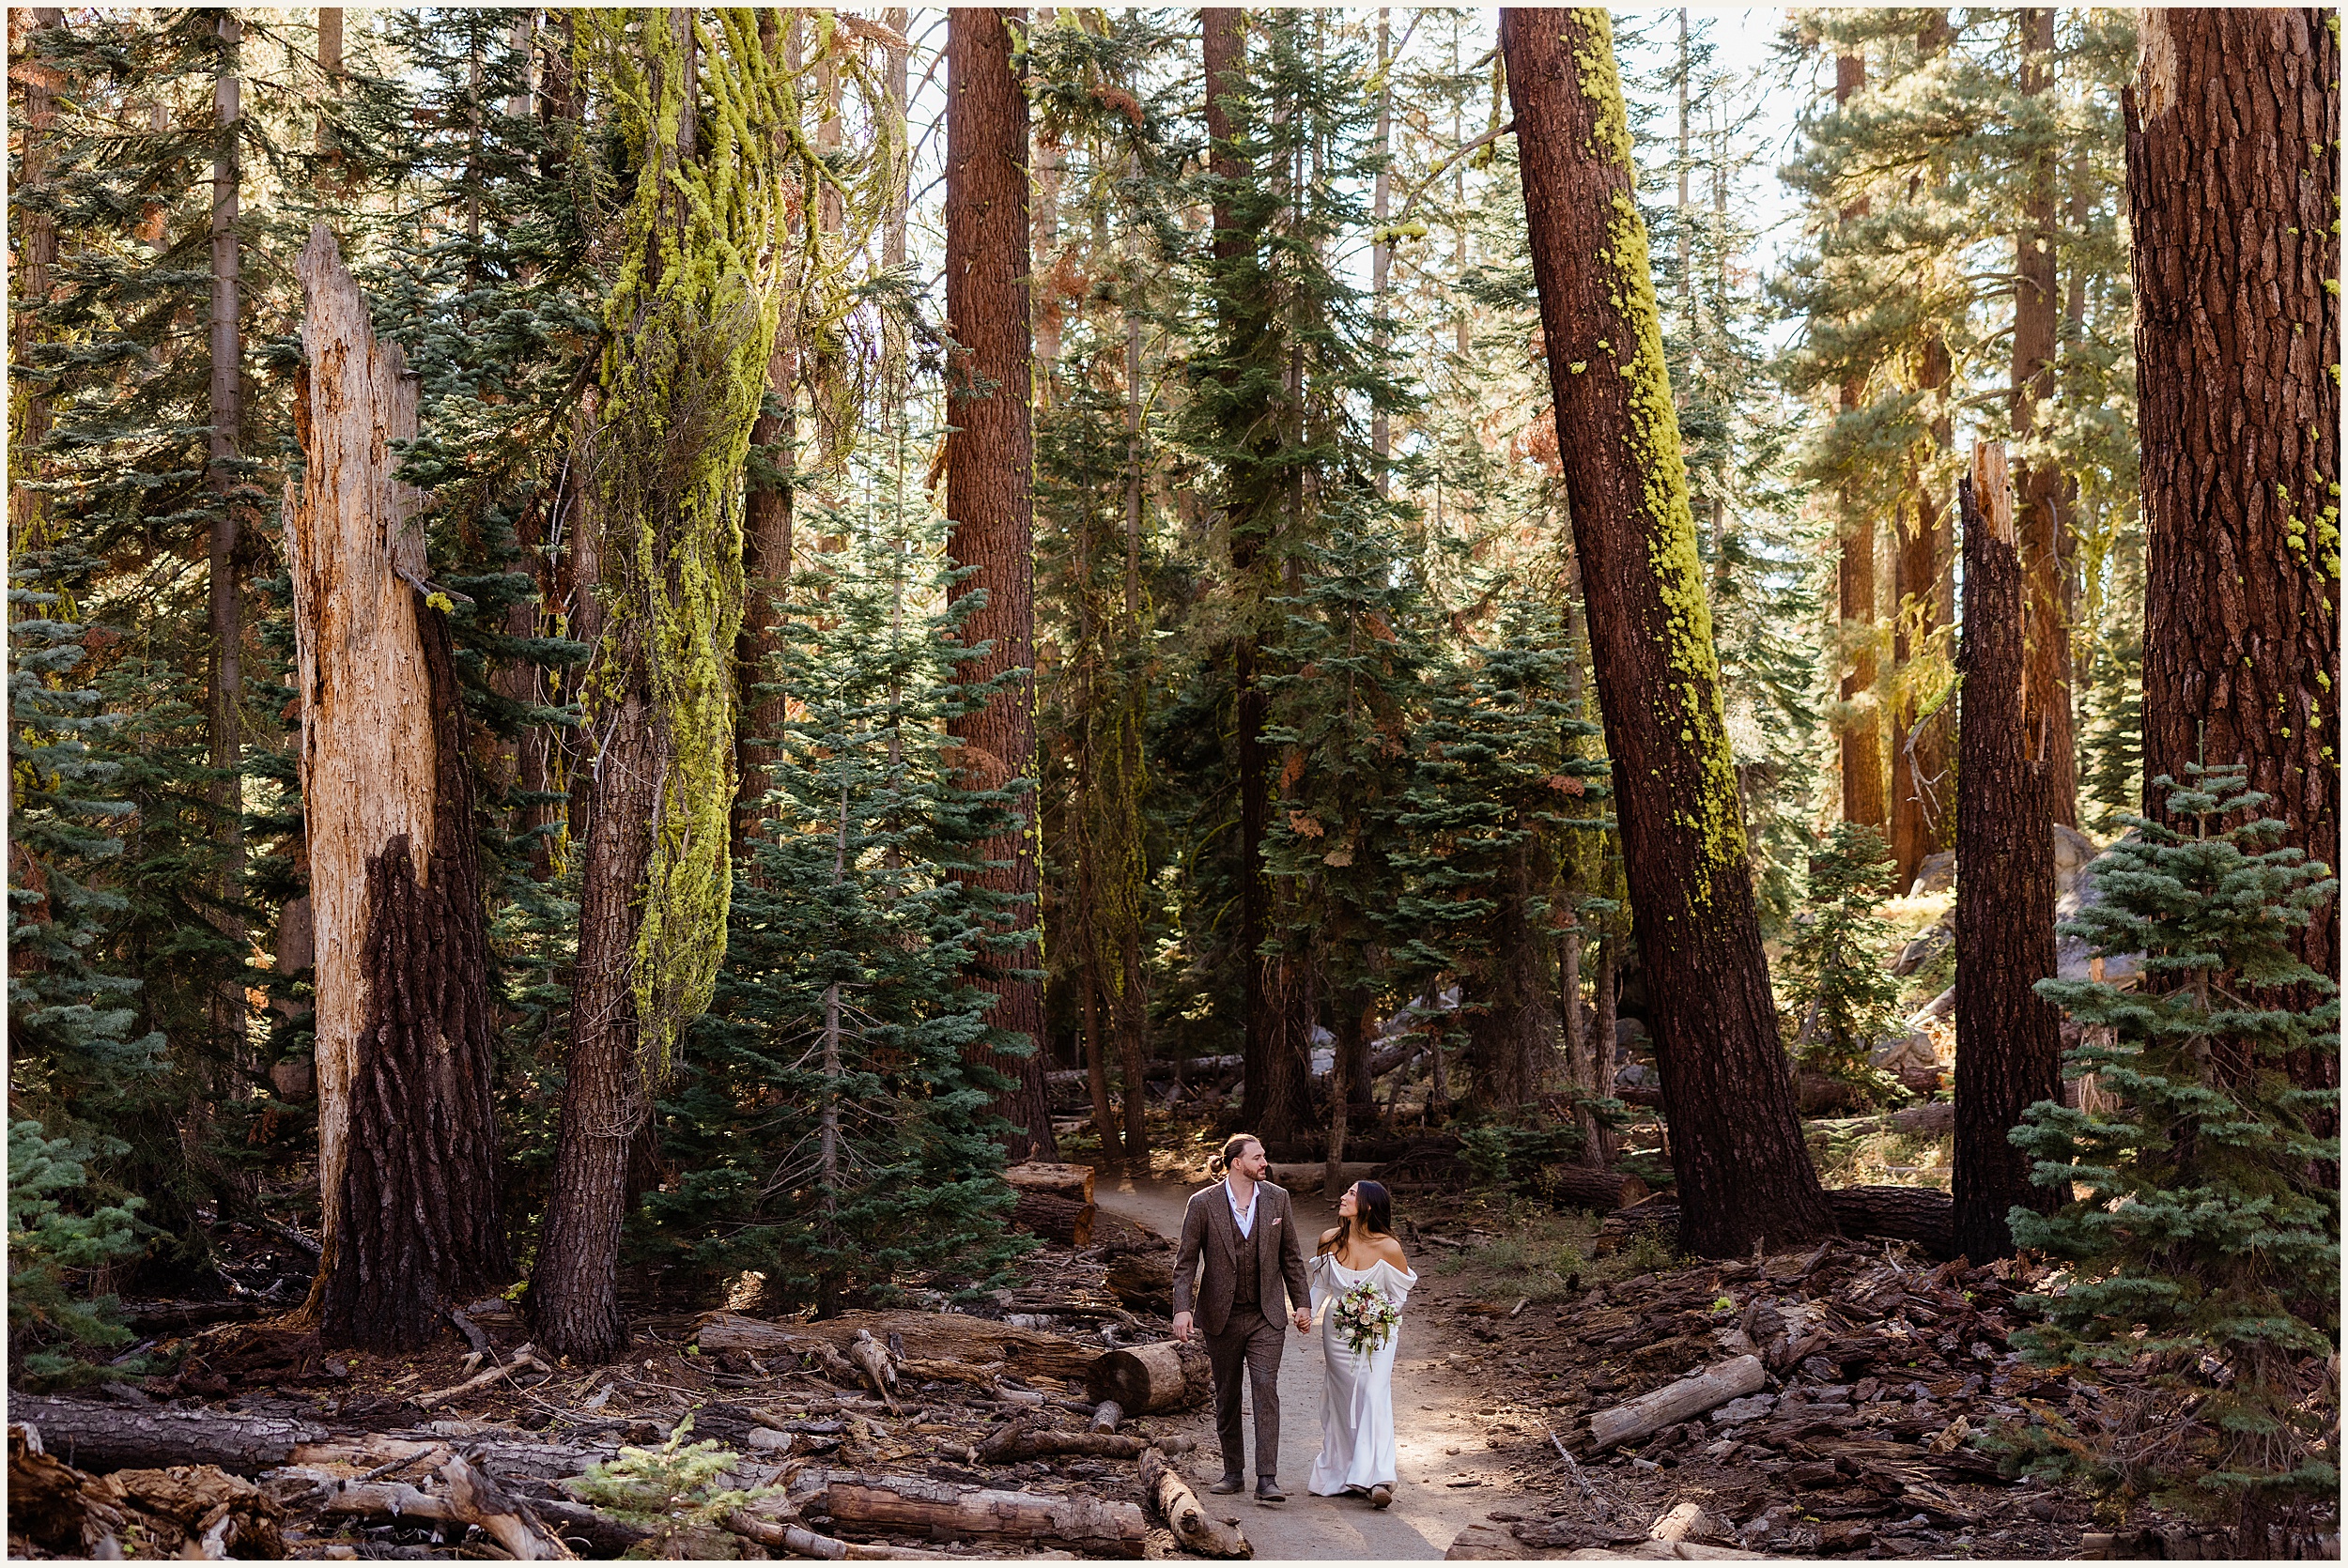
[
  {"left": 1429, "top": 1235, "right": 2340, "bottom": 1560},
  {"left": 5, "top": 1212, "right": 1253, "bottom": 1561}
]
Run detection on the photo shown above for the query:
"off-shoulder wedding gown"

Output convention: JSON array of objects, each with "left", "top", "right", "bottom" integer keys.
[{"left": 1306, "top": 1253, "right": 1419, "bottom": 1497}]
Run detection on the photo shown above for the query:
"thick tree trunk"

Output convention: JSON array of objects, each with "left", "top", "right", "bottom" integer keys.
[
  {"left": 1952, "top": 444, "right": 2063, "bottom": 1262},
  {"left": 1891, "top": 333, "right": 1954, "bottom": 894},
  {"left": 1503, "top": 8, "right": 1831, "bottom": 1257},
  {"left": 285, "top": 229, "right": 509, "bottom": 1349},
  {"left": 1834, "top": 51, "right": 1883, "bottom": 833},
  {"left": 2012, "top": 8, "right": 2077, "bottom": 829},
  {"left": 1464, "top": 838, "right": 1556, "bottom": 1111},
  {"left": 2128, "top": 10, "right": 2340, "bottom": 1123},
  {"left": 945, "top": 7, "right": 1054, "bottom": 1162},
  {"left": 732, "top": 221, "right": 796, "bottom": 857}
]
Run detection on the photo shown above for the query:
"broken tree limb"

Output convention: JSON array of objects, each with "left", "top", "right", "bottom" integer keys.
[
  {"left": 694, "top": 1310, "right": 1098, "bottom": 1384},
  {"left": 11, "top": 1396, "right": 328, "bottom": 1476},
  {"left": 1139, "top": 1448, "right": 1250, "bottom": 1559},
  {"left": 723, "top": 1510, "right": 951, "bottom": 1560},
  {"left": 441, "top": 1452, "right": 573, "bottom": 1560},
  {"left": 1089, "top": 1401, "right": 1123, "bottom": 1433},
  {"left": 1587, "top": 1356, "right": 1768, "bottom": 1451},
  {"left": 415, "top": 1343, "right": 550, "bottom": 1409},
  {"left": 806, "top": 1470, "right": 1147, "bottom": 1557},
  {"left": 1083, "top": 1340, "right": 1213, "bottom": 1415},
  {"left": 847, "top": 1330, "right": 899, "bottom": 1409}
]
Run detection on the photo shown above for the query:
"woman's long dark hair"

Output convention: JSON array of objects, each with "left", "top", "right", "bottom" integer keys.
[{"left": 1319, "top": 1179, "right": 1394, "bottom": 1257}]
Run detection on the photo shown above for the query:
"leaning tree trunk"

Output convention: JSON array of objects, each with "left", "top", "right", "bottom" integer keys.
[
  {"left": 285, "top": 227, "right": 508, "bottom": 1351},
  {"left": 1503, "top": 8, "right": 1832, "bottom": 1256},
  {"left": 2128, "top": 9, "right": 2341, "bottom": 1122},
  {"left": 1952, "top": 443, "right": 2062, "bottom": 1263},
  {"left": 944, "top": 7, "right": 1055, "bottom": 1163}
]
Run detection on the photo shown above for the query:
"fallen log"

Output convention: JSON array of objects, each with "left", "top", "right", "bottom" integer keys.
[
  {"left": 695, "top": 1310, "right": 1098, "bottom": 1384},
  {"left": 984, "top": 1423, "right": 1154, "bottom": 1463},
  {"left": 1548, "top": 1165, "right": 1650, "bottom": 1213},
  {"left": 1825, "top": 1185, "right": 1954, "bottom": 1255},
  {"left": 1084, "top": 1339, "right": 1214, "bottom": 1415},
  {"left": 1089, "top": 1401, "right": 1123, "bottom": 1434},
  {"left": 1586, "top": 1356, "right": 1768, "bottom": 1451},
  {"left": 1139, "top": 1447, "right": 1250, "bottom": 1559},
  {"left": 11, "top": 1395, "right": 329, "bottom": 1476},
  {"left": 1104, "top": 1251, "right": 1174, "bottom": 1314},
  {"left": 531, "top": 1496, "right": 655, "bottom": 1557},
  {"left": 806, "top": 1469, "right": 1147, "bottom": 1558},
  {"left": 1003, "top": 1162, "right": 1095, "bottom": 1205},
  {"left": 1890, "top": 1100, "right": 1955, "bottom": 1136},
  {"left": 1011, "top": 1191, "right": 1095, "bottom": 1246},
  {"left": 441, "top": 1452, "right": 572, "bottom": 1560},
  {"left": 724, "top": 1509, "right": 951, "bottom": 1560}
]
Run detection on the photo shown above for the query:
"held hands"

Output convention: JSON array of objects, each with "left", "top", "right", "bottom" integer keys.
[
  {"left": 1173, "top": 1311, "right": 1193, "bottom": 1344},
  {"left": 1292, "top": 1307, "right": 1313, "bottom": 1333}
]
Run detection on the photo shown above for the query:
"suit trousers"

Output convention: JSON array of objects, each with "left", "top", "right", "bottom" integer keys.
[{"left": 1205, "top": 1306, "right": 1286, "bottom": 1479}]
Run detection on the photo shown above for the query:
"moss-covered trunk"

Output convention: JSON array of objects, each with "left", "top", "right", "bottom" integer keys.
[{"left": 1502, "top": 7, "right": 1831, "bottom": 1255}]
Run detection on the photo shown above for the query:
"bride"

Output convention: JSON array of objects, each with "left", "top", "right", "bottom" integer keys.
[{"left": 1307, "top": 1179, "right": 1417, "bottom": 1507}]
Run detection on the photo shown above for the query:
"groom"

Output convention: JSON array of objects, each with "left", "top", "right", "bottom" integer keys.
[{"left": 1171, "top": 1132, "right": 1313, "bottom": 1502}]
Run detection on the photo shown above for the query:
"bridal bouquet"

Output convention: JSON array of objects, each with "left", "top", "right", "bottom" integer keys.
[{"left": 1332, "top": 1279, "right": 1401, "bottom": 1357}]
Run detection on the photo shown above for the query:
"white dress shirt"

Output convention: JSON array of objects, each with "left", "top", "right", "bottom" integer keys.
[{"left": 1225, "top": 1177, "right": 1258, "bottom": 1239}]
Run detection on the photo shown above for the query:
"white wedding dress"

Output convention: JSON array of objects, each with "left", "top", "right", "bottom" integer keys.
[{"left": 1306, "top": 1253, "right": 1419, "bottom": 1496}]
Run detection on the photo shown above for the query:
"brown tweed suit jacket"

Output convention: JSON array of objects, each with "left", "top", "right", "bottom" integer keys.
[{"left": 1171, "top": 1179, "right": 1311, "bottom": 1336}]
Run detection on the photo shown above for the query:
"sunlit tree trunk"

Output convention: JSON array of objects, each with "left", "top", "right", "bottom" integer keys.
[{"left": 945, "top": 6, "right": 1055, "bottom": 1161}]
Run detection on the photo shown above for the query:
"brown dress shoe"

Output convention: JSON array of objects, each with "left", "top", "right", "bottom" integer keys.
[
  {"left": 1207, "top": 1474, "right": 1246, "bottom": 1495},
  {"left": 1369, "top": 1483, "right": 1393, "bottom": 1508},
  {"left": 1256, "top": 1477, "right": 1287, "bottom": 1502}
]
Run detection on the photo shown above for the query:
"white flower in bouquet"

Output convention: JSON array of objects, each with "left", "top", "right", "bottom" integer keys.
[{"left": 1332, "top": 1278, "right": 1400, "bottom": 1357}]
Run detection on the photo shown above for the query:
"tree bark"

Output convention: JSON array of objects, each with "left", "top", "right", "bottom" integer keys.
[
  {"left": 810, "top": 1471, "right": 1145, "bottom": 1557},
  {"left": 2012, "top": 7, "right": 2077, "bottom": 830},
  {"left": 1953, "top": 443, "right": 2062, "bottom": 1262},
  {"left": 1834, "top": 51, "right": 1884, "bottom": 833},
  {"left": 732, "top": 8, "right": 798, "bottom": 869},
  {"left": 2128, "top": 9, "right": 2340, "bottom": 1112},
  {"left": 1464, "top": 837, "right": 1557, "bottom": 1111},
  {"left": 286, "top": 228, "right": 508, "bottom": 1349},
  {"left": 945, "top": 7, "right": 1055, "bottom": 1162},
  {"left": 1503, "top": 8, "right": 1832, "bottom": 1257},
  {"left": 1084, "top": 1340, "right": 1215, "bottom": 1414},
  {"left": 1586, "top": 1356, "right": 1767, "bottom": 1451},
  {"left": 1892, "top": 335, "right": 1954, "bottom": 894},
  {"left": 208, "top": 10, "right": 248, "bottom": 1030},
  {"left": 8, "top": 9, "right": 65, "bottom": 558},
  {"left": 1140, "top": 1448, "right": 1250, "bottom": 1558}
]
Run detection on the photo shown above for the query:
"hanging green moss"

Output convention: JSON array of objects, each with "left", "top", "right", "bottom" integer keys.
[{"left": 577, "top": 9, "right": 795, "bottom": 1080}]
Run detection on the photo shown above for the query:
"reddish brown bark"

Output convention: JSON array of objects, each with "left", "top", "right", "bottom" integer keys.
[
  {"left": 1503, "top": 8, "right": 1831, "bottom": 1256},
  {"left": 8, "top": 9, "right": 64, "bottom": 556},
  {"left": 1952, "top": 445, "right": 2062, "bottom": 1263},
  {"left": 2012, "top": 8, "right": 2077, "bottom": 828},
  {"left": 945, "top": 7, "right": 1054, "bottom": 1161},
  {"left": 2128, "top": 8, "right": 2340, "bottom": 1095}
]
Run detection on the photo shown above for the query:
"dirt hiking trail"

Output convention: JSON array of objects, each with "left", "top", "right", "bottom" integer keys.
[{"left": 1092, "top": 1167, "right": 1529, "bottom": 1561}]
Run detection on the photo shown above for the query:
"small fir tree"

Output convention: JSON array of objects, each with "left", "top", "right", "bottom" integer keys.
[
  {"left": 2008, "top": 767, "right": 2339, "bottom": 1544},
  {"left": 1781, "top": 822, "right": 1906, "bottom": 1098}
]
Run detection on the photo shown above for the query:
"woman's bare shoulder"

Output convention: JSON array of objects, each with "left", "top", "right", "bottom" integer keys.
[
  {"left": 1318, "top": 1226, "right": 1342, "bottom": 1246},
  {"left": 1369, "top": 1234, "right": 1410, "bottom": 1267}
]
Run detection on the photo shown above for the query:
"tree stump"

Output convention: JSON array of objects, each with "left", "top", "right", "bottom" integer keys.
[{"left": 1084, "top": 1339, "right": 1213, "bottom": 1415}]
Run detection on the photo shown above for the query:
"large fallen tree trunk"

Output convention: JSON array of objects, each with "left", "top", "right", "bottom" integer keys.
[
  {"left": 802, "top": 1470, "right": 1147, "bottom": 1558},
  {"left": 11, "top": 1397, "right": 328, "bottom": 1476},
  {"left": 1003, "top": 1162, "right": 1094, "bottom": 1204},
  {"left": 1084, "top": 1340, "right": 1214, "bottom": 1414},
  {"left": 1586, "top": 1356, "right": 1768, "bottom": 1452},
  {"left": 694, "top": 1309, "right": 1100, "bottom": 1383},
  {"left": 1549, "top": 1165, "right": 1650, "bottom": 1213},
  {"left": 1010, "top": 1191, "right": 1095, "bottom": 1246},
  {"left": 1139, "top": 1448, "right": 1250, "bottom": 1559},
  {"left": 1597, "top": 1188, "right": 1956, "bottom": 1259}
]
